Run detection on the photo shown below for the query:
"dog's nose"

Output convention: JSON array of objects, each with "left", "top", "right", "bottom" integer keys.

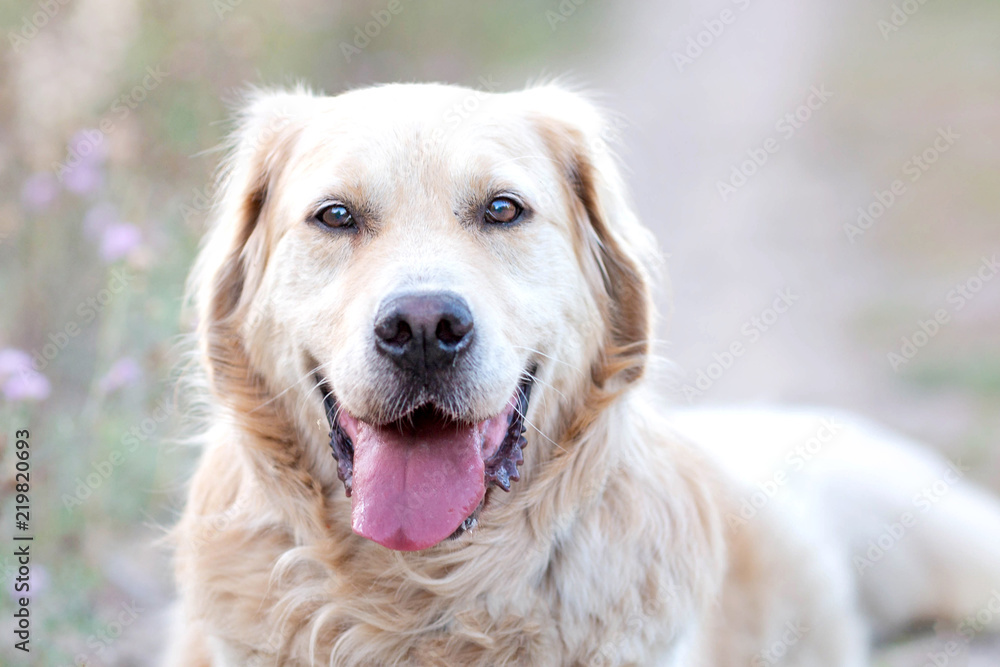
[{"left": 373, "top": 291, "right": 474, "bottom": 373}]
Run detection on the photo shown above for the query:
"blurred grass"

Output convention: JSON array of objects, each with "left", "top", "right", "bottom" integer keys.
[
  {"left": 0, "top": 1, "right": 610, "bottom": 663},
  {"left": 0, "top": 0, "right": 998, "bottom": 664}
]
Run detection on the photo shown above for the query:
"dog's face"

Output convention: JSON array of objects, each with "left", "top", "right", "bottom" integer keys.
[{"left": 195, "top": 84, "right": 653, "bottom": 551}]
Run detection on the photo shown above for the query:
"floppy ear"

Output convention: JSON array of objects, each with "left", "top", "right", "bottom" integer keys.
[
  {"left": 189, "top": 88, "right": 313, "bottom": 401},
  {"left": 185, "top": 89, "right": 335, "bottom": 535},
  {"left": 524, "top": 86, "right": 658, "bottom": 390}
]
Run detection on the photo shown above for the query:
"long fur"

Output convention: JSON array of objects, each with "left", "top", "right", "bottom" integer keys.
[{"left": 167, "top": 83, "right": 1000, "bottom": 666}]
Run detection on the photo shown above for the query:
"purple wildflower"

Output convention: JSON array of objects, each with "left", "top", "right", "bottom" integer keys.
[
  {"left": 99, "top": 223, "right": 142, "bottom": 263},
  {"left": 99, "top": 357, "right": 142, "bottom": 394},
  {"left": 21, "top": 173, "right": 59, "bottom": 212}
]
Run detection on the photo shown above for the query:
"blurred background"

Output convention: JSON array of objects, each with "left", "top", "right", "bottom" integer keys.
[{"left": 0, "top": 0, "right": 998, "bottom": 664}]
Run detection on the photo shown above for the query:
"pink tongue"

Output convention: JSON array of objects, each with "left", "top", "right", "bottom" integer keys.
[{"left": 348, "top": 417, "right": 489, "bottom": 551}]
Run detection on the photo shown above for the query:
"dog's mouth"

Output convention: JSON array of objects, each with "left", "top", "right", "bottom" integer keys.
[{"left": 316, "top": 370, "right": 534, "bottom": 551}]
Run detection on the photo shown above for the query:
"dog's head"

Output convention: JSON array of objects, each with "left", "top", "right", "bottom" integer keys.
[{"left": 193, "top": 83, "right": 656, "bottom": 551}]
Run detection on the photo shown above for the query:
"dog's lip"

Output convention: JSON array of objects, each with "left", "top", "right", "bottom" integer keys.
[
  {"left": 314, "top": 367, "right": 535, "bottom": 539},
  {"left": 320, "top": 383, "right": 356, "bottom": 496}
]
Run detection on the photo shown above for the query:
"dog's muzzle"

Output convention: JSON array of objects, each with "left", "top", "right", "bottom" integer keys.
[{"left": 317, "top": 369, "right": 534, "bottom": 551}]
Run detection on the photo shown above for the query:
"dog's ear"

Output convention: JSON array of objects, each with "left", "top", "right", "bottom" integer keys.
[
  {"left": 524, "top": 86, "right": 658, "bottom": 389},
  {"left": 189, "top": 89, "right": 313, "bottom": 396}
]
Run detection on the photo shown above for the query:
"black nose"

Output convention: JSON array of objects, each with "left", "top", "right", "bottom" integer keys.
[{"left": 373, "top": 291, "right": 474, "bottom": 374}]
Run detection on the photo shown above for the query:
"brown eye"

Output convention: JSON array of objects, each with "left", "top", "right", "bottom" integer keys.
[
  {"left": 484, "top": 196, "right": 522, "bottom": 225},
  {"left": 315, "top": 203, "right": 355, "bottom": 229}
]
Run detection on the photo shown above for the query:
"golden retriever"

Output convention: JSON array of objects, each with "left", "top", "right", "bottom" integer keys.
[{"left": 167, "top": 83, "right": 1000, "bottom": 666}]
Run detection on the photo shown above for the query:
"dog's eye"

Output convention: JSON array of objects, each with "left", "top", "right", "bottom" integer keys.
[
  {"left": 484, "top": 196, "right": 522, "bottom": 225},
  {"left": 315, "top": 203, "right": 355, "bottom": 229}
]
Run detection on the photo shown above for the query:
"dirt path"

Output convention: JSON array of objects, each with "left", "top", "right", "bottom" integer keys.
[{"left": 581, "top": 0, "right": 1000, "bottom": 663}]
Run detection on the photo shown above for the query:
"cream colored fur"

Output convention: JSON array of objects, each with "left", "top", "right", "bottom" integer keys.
[{"left": 167, "top": 83, "right": 1000, "bottom": 666}]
